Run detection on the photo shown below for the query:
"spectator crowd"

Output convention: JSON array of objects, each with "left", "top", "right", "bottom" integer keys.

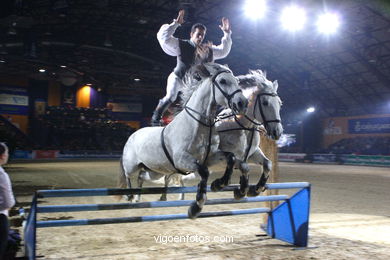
[{"left": 31, "top": 106, "right": 135, "bottom": 152}]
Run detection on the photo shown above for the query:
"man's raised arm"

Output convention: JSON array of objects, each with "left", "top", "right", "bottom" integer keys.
[{"left": 157, "top": 10, "right": 185, "bottom": 57}]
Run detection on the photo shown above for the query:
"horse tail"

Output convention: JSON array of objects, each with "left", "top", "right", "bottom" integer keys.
[{"left": 115, "top": 156, "right": 127, "bottom": 201}]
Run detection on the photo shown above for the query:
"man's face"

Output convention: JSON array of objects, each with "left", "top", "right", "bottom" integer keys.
[
  {"left": 190, "top": 28, "right": 206, "bottom": 45},
  {"left": 0, "top": 148, "right": 8, "bottom": 165}
]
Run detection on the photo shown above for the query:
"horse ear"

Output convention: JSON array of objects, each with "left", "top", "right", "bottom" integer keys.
[
  {"left": 237, "top": 75, "right": 256, "bottom": 88},
  {"left": 273, "top": 80, "right": 278, "bottom": 92}
]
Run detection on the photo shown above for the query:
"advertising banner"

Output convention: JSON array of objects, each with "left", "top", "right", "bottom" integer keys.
[
  {"left": 12, "top": 150, "right": 32, "bottom": 159},
  {"left": 312, "top": 154, "right": 338, "bottom": 164},
  {"left": 340, "top": 154, "right": 390, "bottom": 166},
  {"left": 278, "top": 153, "right": 306, "bottom": 162},
  {"left": 32, "top": 150, "right": 59, "bottom": 159},
  {"left": 348, "top": 117, "right": 390, "bottom": 134},
  {"left": 0, "top": 86, "right": 29, "bottom": 115}
]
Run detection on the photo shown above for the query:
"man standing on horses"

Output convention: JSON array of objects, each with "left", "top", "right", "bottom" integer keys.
[{"left": 151, "top": 9, "right": 232, "bottom": 126}]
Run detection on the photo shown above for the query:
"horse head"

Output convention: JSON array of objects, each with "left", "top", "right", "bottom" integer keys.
[
  {"left": 237, "top": 70, "right": 283, "bottom": 140},
  {"left": 195, "top": 63, "right": 248, "bottom": 115}
]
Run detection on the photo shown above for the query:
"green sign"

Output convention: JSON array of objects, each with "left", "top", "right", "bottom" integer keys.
[{"left": 341, "top": 155, "right": 390, "bottom": 166}]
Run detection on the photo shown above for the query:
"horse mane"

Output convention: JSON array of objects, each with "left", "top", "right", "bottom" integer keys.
[
  {"left": 181, "top": 63, "right": 231, "bottom": 106},
  {"left": 180, "top": 68, "right": 205, "bottom": 106},
  {"left": 239, "top": 69, "right": 282, "bottom": 106}
]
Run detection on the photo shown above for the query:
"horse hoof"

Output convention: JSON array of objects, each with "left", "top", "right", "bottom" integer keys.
[
  {"left": 247, "top": 186, "right": 261, "bottom": 197},
  {"left": 159, "top": 196, "right": 167, "bottom": 201},
  {"left": 188, "top": 201, "right": 202, "bottom": 219},
  {"left": 234, "top": 188, "right": 245, "bottom": 200},
  {"left": 211, "top": 179, "right": 223, "bottom": 192}
]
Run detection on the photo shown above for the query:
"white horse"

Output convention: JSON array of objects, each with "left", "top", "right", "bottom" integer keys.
[
  {"left": 211, "top": 69, "right": 283, "bottom": 198},
  {"left": 118, "top": 63, "right": 248, "bottom": 218},
  {"left": 137, "top": 69, "right": 283, "bottom": 201}
]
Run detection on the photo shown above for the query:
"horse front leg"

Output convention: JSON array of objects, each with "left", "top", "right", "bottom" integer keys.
[
  {"left": 159, "top": 175, "right": 169, "bottom": 201},
  {"left": 179, "top": 177, "right": 185, "bottom": 200},
  {"left": 246, "top": 148, "right": 272, "bottom": 197},
  {"left": 135, "top": 171, "right": 145, "bottom": 202},
  {"left": 188, "top": 163, "right": 210, "bottom": 219},
  {"left": 233, "top": 161, "right": 250, "bottom": 200},
  {"left": 209, "top": 152, "right": 236, "bottom": 192}
]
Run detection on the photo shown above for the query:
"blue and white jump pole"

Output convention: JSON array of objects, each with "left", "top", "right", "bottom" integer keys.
[{"left": 24, "top": 182, "right": 311, "bottom": 260}]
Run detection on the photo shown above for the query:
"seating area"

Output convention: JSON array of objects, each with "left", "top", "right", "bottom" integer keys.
[
  {"left": 0, "top": 116, "right": 33, "bottom": 152},
  {"left": 32, "top": 106, "right": 135, "bottom": 152},
  {"left": 323, "top": 136, "right": 390, "bottom": 155}
]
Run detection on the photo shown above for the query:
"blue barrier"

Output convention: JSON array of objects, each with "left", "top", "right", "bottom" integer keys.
[{"left": 24, "top": 182, "right": 311, "bottom": 260}]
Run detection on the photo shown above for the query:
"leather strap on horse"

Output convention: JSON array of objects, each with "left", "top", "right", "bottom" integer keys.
[
  {"left": 255, "top": 93, "right": 281, "bottom": 129},
  {"left": 217, "top": 114, "right": 261, "bottom": 162},
  {"left": 161, "top": 127, "right": 188, "bottom": 175}
]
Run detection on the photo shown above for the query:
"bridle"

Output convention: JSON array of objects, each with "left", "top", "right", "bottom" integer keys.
[
  {"left": 217, "top": 90, "right": 281, "bottom": 161},
  {"left": 184, "top": 69, "right": 243, "bottom": 127},
  {"left": 251, "top": 92, "right": 281, "bottom": 131}
]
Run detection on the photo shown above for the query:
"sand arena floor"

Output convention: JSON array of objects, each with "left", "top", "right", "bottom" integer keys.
[{"left": 5, "top": 160, "right": 390, "bottom": 260}]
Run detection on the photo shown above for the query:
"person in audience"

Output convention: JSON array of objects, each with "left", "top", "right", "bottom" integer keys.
[{"left": 0, "top": 142, "right": 16, "bottom": 259}]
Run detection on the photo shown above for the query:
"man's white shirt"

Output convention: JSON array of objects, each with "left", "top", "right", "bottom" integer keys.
[
  {"left": 0, "top": 166, "right": 15, "bottom": 216},
  {"left": 157, "top": 20, "right": 232, "bottom": 60}
]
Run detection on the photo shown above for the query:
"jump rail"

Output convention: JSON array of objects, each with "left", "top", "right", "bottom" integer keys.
[{"left": 24, "top": 182, "right": 311, "bottom": 260}]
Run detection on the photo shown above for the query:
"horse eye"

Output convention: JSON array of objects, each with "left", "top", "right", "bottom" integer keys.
[
  {"left": 262, "top": 100, "right": 269, "bottom": 106},
  {"left": 219, "top": 79, "right": 227, "bottom": 84}
]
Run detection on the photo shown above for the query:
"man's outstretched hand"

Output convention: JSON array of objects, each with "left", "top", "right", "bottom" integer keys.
[
  {"left": 219, "top": 17, "right": 230, "bottom": 33},
  {"left": 176, "top": 9, "right": 185, "bottom": 24}
]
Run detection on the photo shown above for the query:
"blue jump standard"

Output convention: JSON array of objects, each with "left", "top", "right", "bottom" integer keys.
[{"left": 24, "top": 182, "right": 311, "bottom": 260}]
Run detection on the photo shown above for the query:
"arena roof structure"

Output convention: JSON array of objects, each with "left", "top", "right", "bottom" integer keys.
[{"left": 1, "top": 0, "right": 390, "bottom": 119}]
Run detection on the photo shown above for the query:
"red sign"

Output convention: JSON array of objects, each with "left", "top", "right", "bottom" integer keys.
[{"left": 33, "top": 150, "right": 59, "bottom": 159}]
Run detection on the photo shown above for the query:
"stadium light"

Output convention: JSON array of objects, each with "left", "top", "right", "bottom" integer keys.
[
  {"left": 316, "top": 12, "right": 341, "bottom": 35},
  {"left": 244, "top": 0, "right": 267, "bottom": 20},
  {"left": 280, "top": 5, "right": 306, "bottom": 32},
  {"left": 306, "top": 107, "right": 315, "bottom": 113}
]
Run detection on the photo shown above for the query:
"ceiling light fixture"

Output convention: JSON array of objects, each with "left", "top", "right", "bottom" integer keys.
[
  {"left": 306, "top": 107, "right": 315, "bottom": 113},
  {"left": 280, "top": 5, "right": 306, "bottom": 32},
  {"left": 316, "top": 12, "right": 341, "bottom": 35},
  {"left": 244, "top": 0, "right": 267, "bottom": 20}
]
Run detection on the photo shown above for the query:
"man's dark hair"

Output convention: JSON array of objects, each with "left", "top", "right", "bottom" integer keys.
[
  {"left": 191, "top": 23, "right": 207, "bottom": 34},
  {"left": 0, "top": 142, "right": 7, "bottom": 155}
]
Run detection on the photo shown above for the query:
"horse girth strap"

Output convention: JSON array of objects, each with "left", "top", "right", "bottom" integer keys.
[{"left": 160, "top": 127, "right": 188, "bottom": 175}]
